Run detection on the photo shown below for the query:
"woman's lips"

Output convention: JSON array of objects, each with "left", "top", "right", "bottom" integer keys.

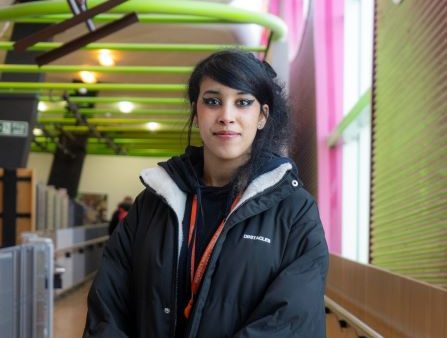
[{"left": 213, "top": 131, "right": 240, "bottom": 139}]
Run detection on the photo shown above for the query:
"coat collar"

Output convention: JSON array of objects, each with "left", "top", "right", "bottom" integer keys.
[{"left": 140, "top": 162, "right": 293, "bottom": 221}]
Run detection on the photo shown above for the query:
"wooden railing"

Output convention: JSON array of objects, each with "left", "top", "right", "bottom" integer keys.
[
  {"left": 325, "top": 296, "right": 383, "bottom": 338},
  {"left": 326, "top": 254, "right": 447, "bottom": 338}
]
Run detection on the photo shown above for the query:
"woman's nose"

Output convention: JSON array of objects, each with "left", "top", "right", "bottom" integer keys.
[{"left": 217, "top": 105, "right": 235, "bottom": 124}]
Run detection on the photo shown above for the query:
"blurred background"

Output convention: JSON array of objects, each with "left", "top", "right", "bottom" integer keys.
[{"left": 0, "top": 0, "right": 445, "bottom": 337}]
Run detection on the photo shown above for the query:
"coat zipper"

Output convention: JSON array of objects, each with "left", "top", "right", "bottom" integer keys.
[{"left": 171, "top": 223, "right": 179, "bottom": 338}]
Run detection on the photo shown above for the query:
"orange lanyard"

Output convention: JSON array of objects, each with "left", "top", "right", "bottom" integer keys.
[{"left": 183, "top": 194, "right": 240, "bottom": 319}]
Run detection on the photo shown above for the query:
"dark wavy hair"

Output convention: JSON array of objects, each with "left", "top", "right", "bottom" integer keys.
[{"left": 186, "top": 49, "right": 290, "bottom": 192}]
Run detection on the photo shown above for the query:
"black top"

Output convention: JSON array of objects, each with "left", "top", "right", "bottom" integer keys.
[{"left": 176, "top": 183, "right": 233, "bottom": 337}]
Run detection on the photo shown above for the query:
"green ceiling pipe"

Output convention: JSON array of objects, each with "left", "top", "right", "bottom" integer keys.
[
  {"left": 40, "top": 108, "right": 188, "bottom": 115},
  {"left": 38, "top": 117, "right": 187, "bottom": 124},
  {"left": 100, "top": 138, "right": 196, "bottom": 144},
  {"left": 110, "top": 139, "right": 190, "bottom": 144},
  {"left": 16, "top": 14, "right": 222, "bottom": 24},
  {"left": 0, "top": 64, "right": 194, "bottom": 74},
  {"left": 0, "top": 89, "right": 75, "bottom": 95},
  {"left": 39, "top": 96, "right": 187, "bottom": 105},
  {"left": 31, "top": 146, "right": 180, "bottom": 157},
  {"left": 34, "top": 140, "right": 186, "bottom": 149},
  {"left": 0, "top": 82, "right": 187, "bottom": 91},
  {"left": 44, "top": 125, "right": 187, "bottom": 132},
  {"left": 0, "top": 89, "right": 48, "bottom": 94},
  {"left": 0, "top": 42, "right": 265, "bottom": 52},
  {"left": 34, "top": 137, "right": 200, "bottom": 145},
  {"left": 0, "top": 0, "right": 287, "bottom": 41},
  {"left": 82, "top": 142, "right": 184, "bottom": 149},
  {"left": 89, "top": 131, "right": 196, "bottom": 137},
  {"left": 34, "top": 133, "right": 199, "bottom": 141},
  {"left": 88, "top": 144, "right": 184, "bottom": 150},
  {"left": 41, "top": 114, "right": 188, "bottom": 120},
  {"left": 120, "top": 149, "right": 183, "bottom": 156},
  {"left": 35, "top": 137, "right": 191, "bottom": 145}
]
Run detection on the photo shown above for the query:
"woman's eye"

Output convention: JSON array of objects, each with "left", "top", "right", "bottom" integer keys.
[
  {"left": 203, "top": 98, "right": 221, "bottom": 106},
  {"left": 237, "top": 99, "right": 255, "bottom": 107}
]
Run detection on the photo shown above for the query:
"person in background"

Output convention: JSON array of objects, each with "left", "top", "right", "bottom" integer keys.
[
  {"left": 108, "top": 196, "right": 133, "bottom": 235},
  {"left": 85, "top": 50, "right": 329, "bottom": 338}
]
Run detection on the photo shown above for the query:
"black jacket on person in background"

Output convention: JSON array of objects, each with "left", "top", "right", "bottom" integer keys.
[{"left": 83, "top": 148, "right": 329, "bottom": 338}]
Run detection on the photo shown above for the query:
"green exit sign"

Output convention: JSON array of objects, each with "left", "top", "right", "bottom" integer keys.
[{"left": 0, "top": 120, "right": 29, "bottom": 137}]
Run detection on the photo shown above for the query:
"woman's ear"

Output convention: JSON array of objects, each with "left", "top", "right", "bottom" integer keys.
[{"left": 258, "top": 104, "right": 269, "bottom": 129}]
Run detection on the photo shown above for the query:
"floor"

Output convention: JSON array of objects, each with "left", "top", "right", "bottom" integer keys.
[{"left": 53, "top": 281, "right": 91, "bottom": 338}]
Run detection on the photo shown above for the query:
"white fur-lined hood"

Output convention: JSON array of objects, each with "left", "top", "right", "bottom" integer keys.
[{"left": 140, "top": 162, "right": 293, "bottom": 219}]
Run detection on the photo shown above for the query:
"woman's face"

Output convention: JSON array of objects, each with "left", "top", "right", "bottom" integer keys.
[{"left": 194, "top": 77, "right": 268, "bottom": 165}]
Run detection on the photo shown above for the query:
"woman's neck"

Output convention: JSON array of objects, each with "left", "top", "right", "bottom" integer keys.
[{"left": 202, "top": 151, "right": 248, "bottom": 187}]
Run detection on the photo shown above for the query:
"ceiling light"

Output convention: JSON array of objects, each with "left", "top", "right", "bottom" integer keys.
[
  {"left": 79, "top": 70, "right": 97, "bottom": 83},
  {"left": 78, "top": 87, "right": 88, "bottom": 94},
  {"left": 98, "top": 49, "right": 115, "bottom": 66},
  {"left": 146, "top": 122, "right": 160, "bottom": 131},
  {"left": 118, "top": 101, "right": 134, "bottom": 113},
  {"left": 37, "top": 101, "right": 47, "bottom": 111},
  {"left": 33, "top": 128, "right": 43, "bottom": 136}
]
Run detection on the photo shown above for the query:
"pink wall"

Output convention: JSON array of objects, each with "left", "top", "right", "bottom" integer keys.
[
  {"left": 265, "top": 0, "right": 304, "bottom": 61},
  {"left": 270, "top": 0, "right": 344, "bottom": 253},
  {"left": 313, "top": 0, "right": 344, "bottom": 253}
]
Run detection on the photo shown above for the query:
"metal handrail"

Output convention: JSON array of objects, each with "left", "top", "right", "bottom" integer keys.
[{"left": 325, "top": 296, "right": 384, "bottom": 338}]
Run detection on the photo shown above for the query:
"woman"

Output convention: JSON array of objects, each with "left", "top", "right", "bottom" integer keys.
[{"left": 84, "top": 50, "right": 329, "bottom": 338}]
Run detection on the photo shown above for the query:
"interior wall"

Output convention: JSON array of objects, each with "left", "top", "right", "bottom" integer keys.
[
  {"left": 28, "top": 153, "right": 167, "bottom": 220},
  {"left": 288, "top": 0, "right": 318, "bottom": 198}
]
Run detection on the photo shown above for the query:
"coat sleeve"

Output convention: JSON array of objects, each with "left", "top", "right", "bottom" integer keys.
[
  {"left": 233, "top": 200, "right": 329, "bottom": 338},
  {"left": 83, "top": 192, "right": 143, "bottom": 338}
]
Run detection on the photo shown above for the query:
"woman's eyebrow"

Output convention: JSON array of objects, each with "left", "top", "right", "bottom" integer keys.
[
  {"left": 202, "top": 89, "right": 252, "bottom": 96},
  {"left": 202, "top": 90, "right": 221, "bottom": 95}
]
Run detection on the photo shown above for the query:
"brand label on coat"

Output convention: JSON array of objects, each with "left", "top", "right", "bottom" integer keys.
[{"left": 243, "top": 234, "right": 271, "bottom": 244}]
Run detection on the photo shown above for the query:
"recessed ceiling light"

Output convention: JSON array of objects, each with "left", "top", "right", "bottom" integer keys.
[
  {"left": 118, "top": 101, "right": 134, "bottom": 113},
  {"left": 37, "top": 101, "right": 47, "bottom": 111},
  {"left": 146, "top": 122, "right": 160, "bottom": 131},
  {"left": 79, "top": 70, "right": 97, "bottom": 84},
  {"left": 33, "top": 128, "right": 43, "bottom": 136},
  {"left": 98, "top": 49, "right": 115, "bottom": 66}
]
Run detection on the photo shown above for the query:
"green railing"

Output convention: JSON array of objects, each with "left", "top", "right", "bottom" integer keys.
[{"left": 327, "top": 89, "right": 371, "bottom": 147}]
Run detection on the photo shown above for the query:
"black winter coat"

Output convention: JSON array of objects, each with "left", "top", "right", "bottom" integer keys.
[{"left": 84, "top": 159, "right": 329, "bottom": 338}]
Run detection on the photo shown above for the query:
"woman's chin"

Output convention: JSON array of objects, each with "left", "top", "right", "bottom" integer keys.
[{"left": 209, "top": 149, "right": 250, "bottom": 164}]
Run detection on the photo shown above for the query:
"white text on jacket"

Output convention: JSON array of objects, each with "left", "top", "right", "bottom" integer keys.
[{"left": 242, "top": 234, "right": 271, "bottom": 244}]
